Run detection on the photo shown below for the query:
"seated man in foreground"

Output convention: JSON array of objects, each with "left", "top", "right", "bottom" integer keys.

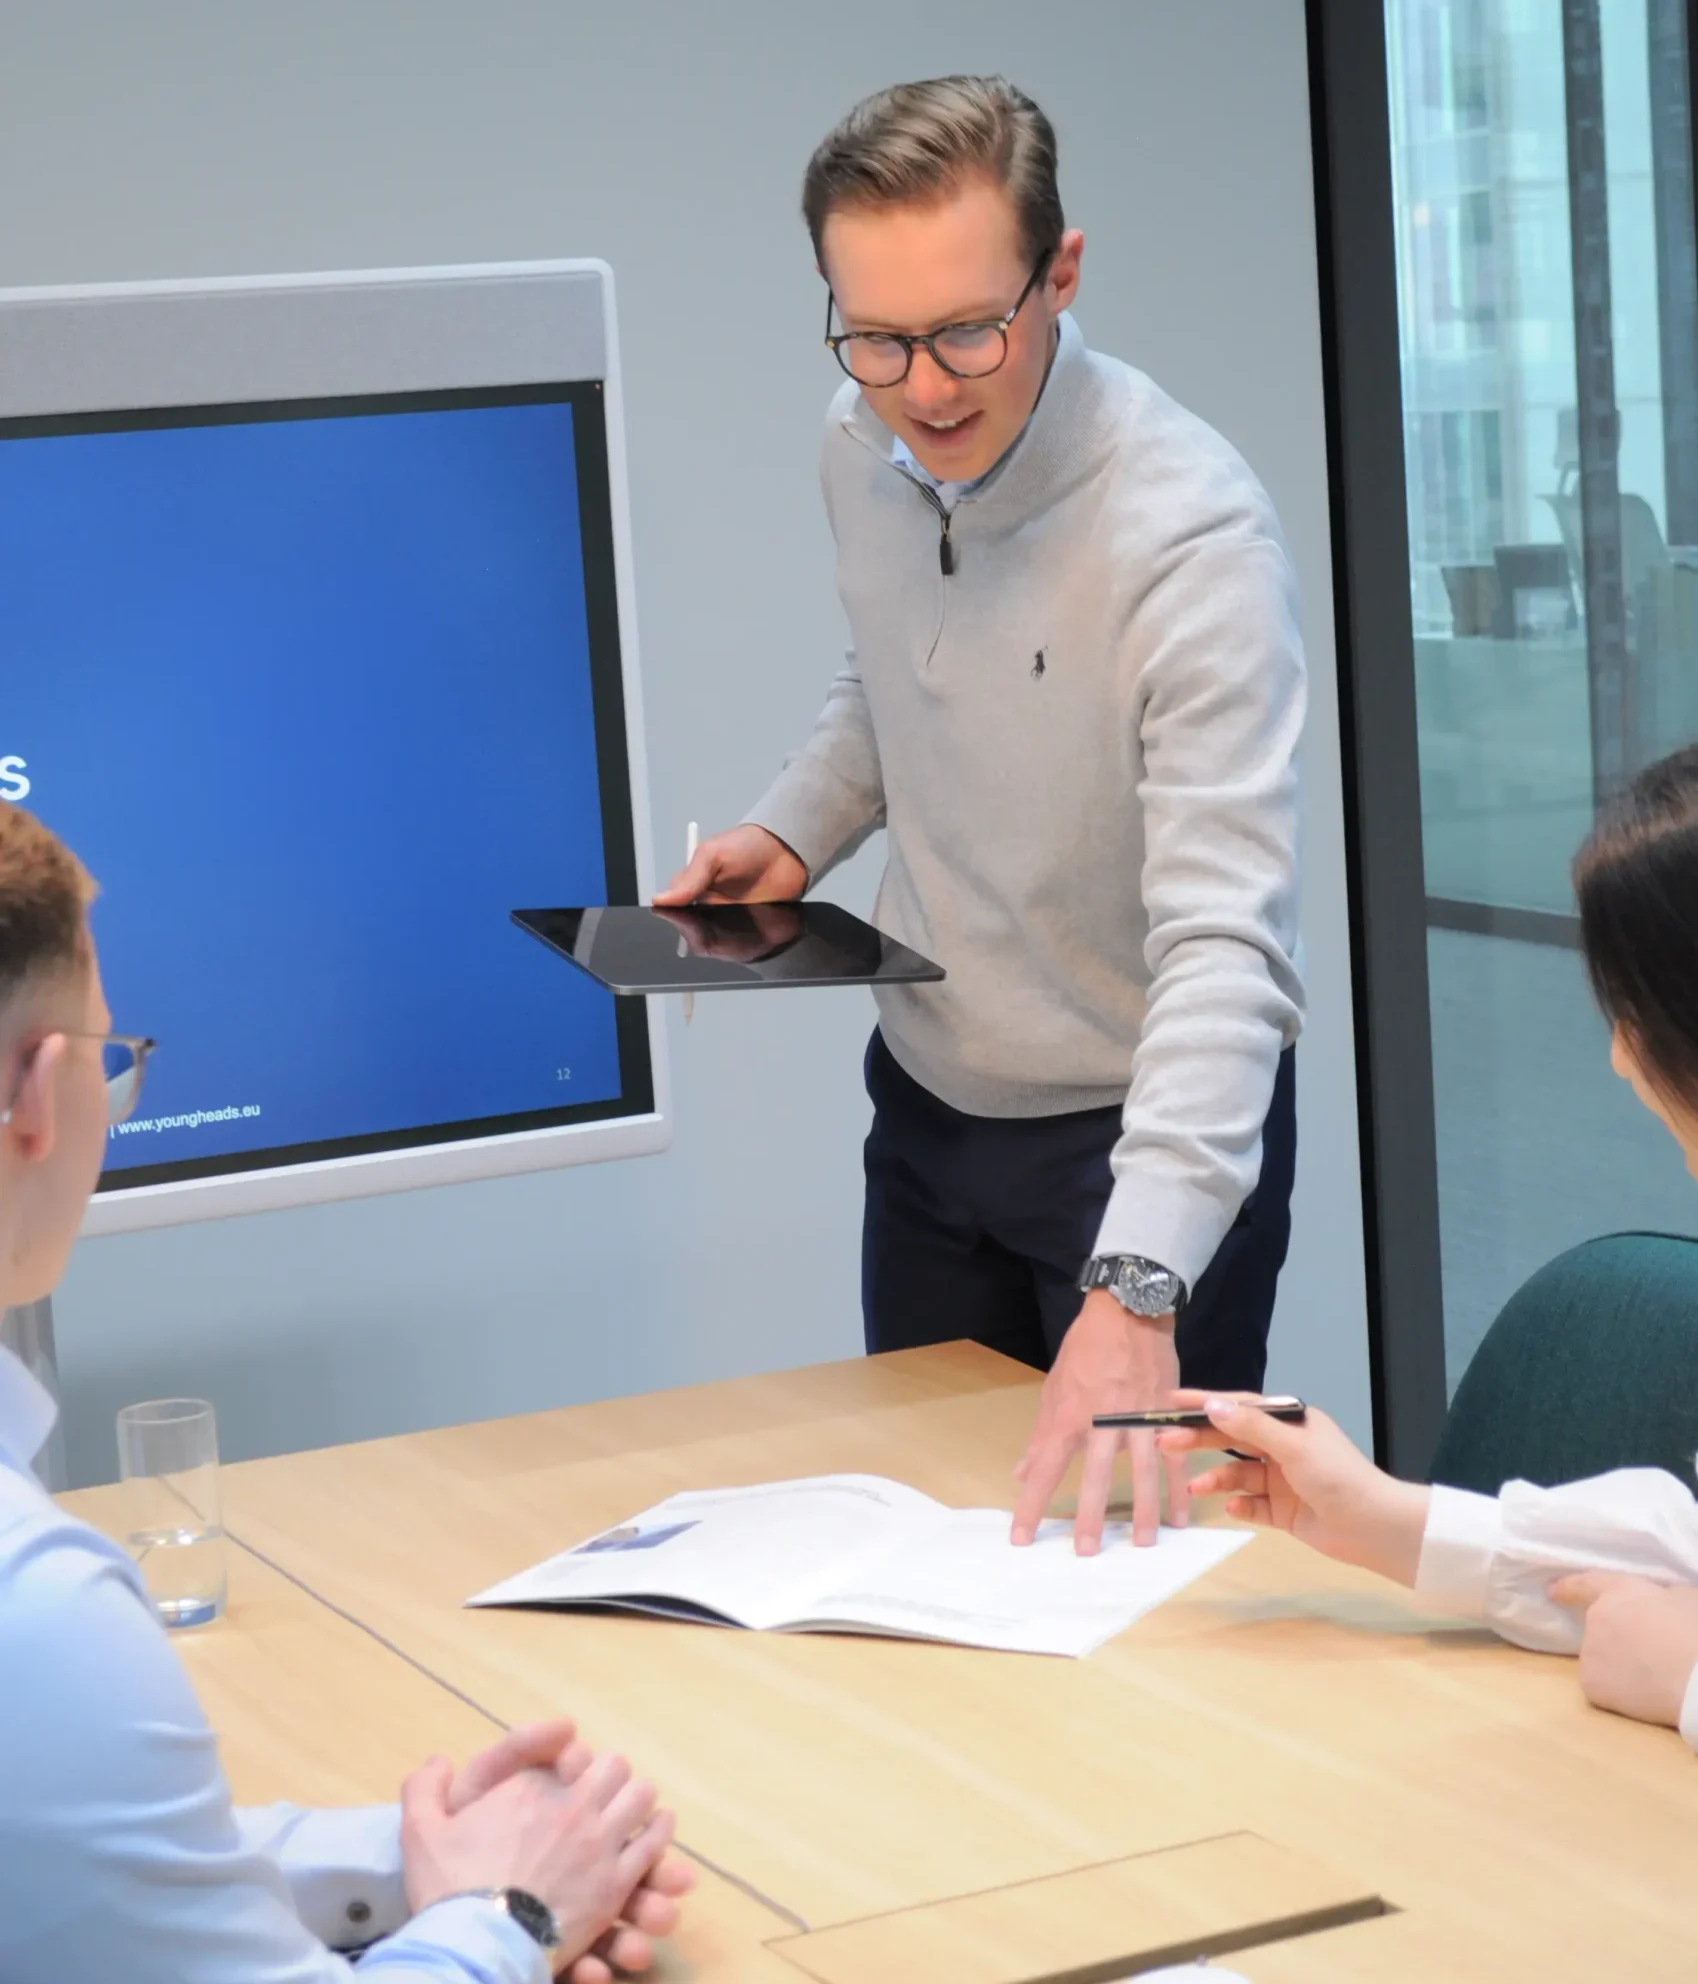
[{"left": 0, "top": 801, "right": 691, "bottom": 1980}]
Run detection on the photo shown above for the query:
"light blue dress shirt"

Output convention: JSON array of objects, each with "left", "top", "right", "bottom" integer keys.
[
  {"left": 888, "top": 432, "right": 977, "bottom": 511},
  {"left": 0, "top": 1346, "right": 546, "bottom": 1983}
]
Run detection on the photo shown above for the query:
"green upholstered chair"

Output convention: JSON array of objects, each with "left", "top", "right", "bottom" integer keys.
[{"left": 1428, "top": 1232, "right": 1698, "bottom": 1495}]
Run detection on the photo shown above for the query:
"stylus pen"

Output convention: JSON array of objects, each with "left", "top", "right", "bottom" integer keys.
[{"left": 682, "top": 822, "right": 699, "bottom": 1026}]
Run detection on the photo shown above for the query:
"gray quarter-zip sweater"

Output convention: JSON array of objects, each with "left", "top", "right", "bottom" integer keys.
[{"left": 747, "top": 312, "right": 1305, "bottom": 1289}]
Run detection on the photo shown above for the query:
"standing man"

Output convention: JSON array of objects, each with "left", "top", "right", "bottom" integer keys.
[{"left": 659, "top": 76, "right": 1304, "bottom": 1553}]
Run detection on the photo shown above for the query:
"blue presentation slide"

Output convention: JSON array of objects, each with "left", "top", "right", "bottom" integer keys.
[{"left": 0, "top": 395, "right": 627, "bottom": 1177}]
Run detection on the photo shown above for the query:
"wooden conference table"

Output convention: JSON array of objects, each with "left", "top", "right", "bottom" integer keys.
[{"left": 72, "top": 1343, "right": 1698, "bottom": 1980}]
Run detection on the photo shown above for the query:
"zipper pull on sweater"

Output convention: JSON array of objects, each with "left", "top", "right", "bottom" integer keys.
[{"left": 939, "top": 512, "right": 955, "bottom": 576}]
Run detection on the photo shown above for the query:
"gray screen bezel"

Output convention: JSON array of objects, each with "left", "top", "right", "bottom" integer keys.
[{"left": 0, "top": 260, "right": 670, "bottom": 1234}]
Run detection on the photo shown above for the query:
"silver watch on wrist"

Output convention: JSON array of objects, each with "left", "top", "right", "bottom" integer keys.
[
  {"left": 1078, "top": 1253, "right": 1187, "bottom": 1318},
  {"left": 448, "top": 1887, "right": 562, "bottom": 1955}
]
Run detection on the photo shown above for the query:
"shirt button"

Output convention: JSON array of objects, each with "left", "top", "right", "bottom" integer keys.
[{"left": 347, "top": 1899, "right": 373, "bottom": 1927}]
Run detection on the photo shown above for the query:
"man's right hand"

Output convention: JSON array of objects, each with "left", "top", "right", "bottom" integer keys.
[
  {"left": 654, "top": 824, "right": 806, "bottom": 905},
  {"left": 402, "top": 1748, "right": 677, "bottom": 1975}
]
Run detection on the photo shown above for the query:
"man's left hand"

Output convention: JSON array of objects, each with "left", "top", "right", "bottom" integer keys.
[{"left": 1011, "top": 1289, "right": 1185, "bottom": 1554}]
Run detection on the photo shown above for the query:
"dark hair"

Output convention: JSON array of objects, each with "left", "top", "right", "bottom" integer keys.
[
  {"left": 0, "top": 804, "right": 93, "bottom": 1017},
  {"left": 801, "top": 75, "right": 1064, "bottom": 269},
  {"left": 1574, "top": 742, "right": 1698, "bottom": 1110}
]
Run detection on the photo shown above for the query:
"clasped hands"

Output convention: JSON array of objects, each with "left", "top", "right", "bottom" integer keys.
[{"left": 403, "top": 1719, "right": 693, "bottom": 1980}]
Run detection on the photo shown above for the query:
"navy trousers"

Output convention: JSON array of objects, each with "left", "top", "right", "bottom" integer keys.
[{"left": 861, "top": 1031, "right": 1297, "bottom": 1392}]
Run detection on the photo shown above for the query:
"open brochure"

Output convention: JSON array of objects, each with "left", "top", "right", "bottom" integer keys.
[{"left": 467, "top": 1474, "right": 1252, "bottom": 1658}]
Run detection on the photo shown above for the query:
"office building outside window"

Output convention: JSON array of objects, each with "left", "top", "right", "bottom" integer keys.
[{"left": 1384, "top": 0, "right": 1698, "bottom": 1384}]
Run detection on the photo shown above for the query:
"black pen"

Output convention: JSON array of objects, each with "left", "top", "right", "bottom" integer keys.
[{"left": 1091, "top": 1394, "right": 1307, "bottom": 1431}]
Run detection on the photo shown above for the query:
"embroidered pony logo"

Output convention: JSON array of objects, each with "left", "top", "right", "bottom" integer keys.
[{"left": 1031, "top": 649, "right": 1046, "bottom": 680}]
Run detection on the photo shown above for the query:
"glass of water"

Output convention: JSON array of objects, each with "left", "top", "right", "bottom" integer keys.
[{"left": 116, "top": 1398, "right": 227, "bottom": 1628}]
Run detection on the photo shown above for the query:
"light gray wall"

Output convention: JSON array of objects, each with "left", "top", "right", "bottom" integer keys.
[{"left": 0, "top": 0, "right": 1372, "bottom": 1487}]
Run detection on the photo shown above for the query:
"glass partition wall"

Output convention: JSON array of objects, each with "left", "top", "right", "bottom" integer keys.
[
  {"left": 1384, "top": 0, "right": 1698, "bottom": 1390},
  {"left": 1311, "top": 1, "right": 1698, "bottom": 1464}
]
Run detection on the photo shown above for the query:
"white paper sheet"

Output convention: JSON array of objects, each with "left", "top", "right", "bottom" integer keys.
[
  {"left": 799, "top": 1509, "right": 1252, "bottom": 1656},
  {"left": 468, "top": 1475, "right": 1252, "bottom": 1657}
]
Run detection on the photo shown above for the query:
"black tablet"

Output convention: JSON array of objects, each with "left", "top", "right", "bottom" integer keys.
[{"left": 512, "top": 903, "right": 946, "bottom": 995}]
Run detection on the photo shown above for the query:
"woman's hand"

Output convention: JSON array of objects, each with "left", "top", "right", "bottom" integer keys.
[
  {"left": 1550, "top": 1572, "right": 1698, "bottom": 1732},
  {"left": 1158, "top": 1393, "right": 1431, "bottom": 1586}
]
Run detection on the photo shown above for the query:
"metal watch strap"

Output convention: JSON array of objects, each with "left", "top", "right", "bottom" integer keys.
[{"left": 1078, "top": 1253, "right": 1187, "bottom": 1316}]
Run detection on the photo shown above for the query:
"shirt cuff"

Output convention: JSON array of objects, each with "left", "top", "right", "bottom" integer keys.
[
  {"left": 236, "top": 1801, "right": 407, "bottom": 1949},
  {"left": 362, "top": 1896, "right": 550, "bottom": 1982},
  {"left": 1679, "top": 1665, "right": 1698, "bottom": 1753},
  {"left": 1414, "top": 1485, "right": 1506, "bottom": 1620},
  {"left": 1090, "top": 1174, "right": 1231, "bottom": 1298}
]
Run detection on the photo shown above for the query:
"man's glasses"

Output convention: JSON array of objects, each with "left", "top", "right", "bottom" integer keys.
[
  {"left": 97, "top": 1034, "right": 156, "bottom": 1124},
  {"left": 0, "top": 1031, "right": 157, "bottom": 1128},
  {"left": 824, "top": 252, "right": 1053, "bottom": 389}
]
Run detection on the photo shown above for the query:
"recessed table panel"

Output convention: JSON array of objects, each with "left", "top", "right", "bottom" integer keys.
[{"left": 766, "top": 1834, "right": 1384, "bottom": 1984}]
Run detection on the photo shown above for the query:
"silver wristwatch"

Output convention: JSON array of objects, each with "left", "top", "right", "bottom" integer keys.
[
  {"left": 1079, "top": 1254, "right": 1187, "bottom": 1318},
  {"left": 449, "top": 1888, "right": 562, "bottom": 1954}
]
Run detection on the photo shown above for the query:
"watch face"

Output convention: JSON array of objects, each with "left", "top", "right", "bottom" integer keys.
[
  {"left": 1113, "top": 1261, "right": 1182, "bottom": 1315},
  {"left": 505, "top": 1889, "right": 561, "bottom": 1951},
  {"left": 1079, "top": 1256, "right": 1183, "bottom": 1313}
]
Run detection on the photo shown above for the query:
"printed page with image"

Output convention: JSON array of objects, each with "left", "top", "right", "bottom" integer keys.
[{"left": 468, "top": 1474, "right": 1251, "bottom": 1657}]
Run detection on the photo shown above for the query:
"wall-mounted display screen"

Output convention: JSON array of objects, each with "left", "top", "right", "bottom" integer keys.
[{"left": 1, "top": 376, "right": 654, "bottom": 1201}]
